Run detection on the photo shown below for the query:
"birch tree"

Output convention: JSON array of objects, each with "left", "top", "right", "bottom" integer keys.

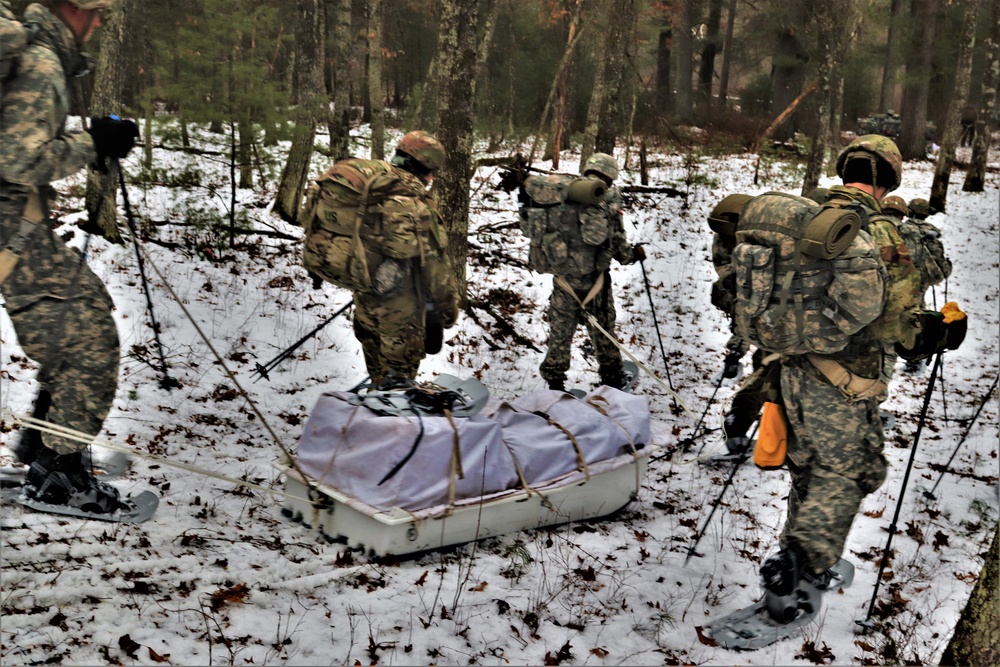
[
  {"left": 801, "top": 0, "right": 841, "bottom": 195},
  {"left": 582, "top": 0, "right": 633, "bottom": 166}
]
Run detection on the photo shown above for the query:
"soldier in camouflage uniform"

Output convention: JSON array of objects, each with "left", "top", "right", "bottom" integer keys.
[
  {"left": 1, "top": 0, "right": 139, "bottom": 514},
  {"left": 350, "top": 131, "right": 459, "bottom": 386},
  {"left": 538, "top": 153, "right": 644, "bottom": 391},
  {"left": 760, "top": 136, "right": 930, "bottom": 607}
]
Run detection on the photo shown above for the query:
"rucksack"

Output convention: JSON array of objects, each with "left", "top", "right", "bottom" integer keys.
[
  {"left": 731, "top": 191, "right": 889, "bottom": 356},
  {"left": 519, "top": 173, "right": 611, "bottom": 275},
  {"left": 897, "top": 219, "right": 950, "bottom": 290},
  {"left": 299, "top": 158, "right": 432, "bottom": 294},
  {"left": 0, "top": 1, "right": 35, "bottom": 81}
]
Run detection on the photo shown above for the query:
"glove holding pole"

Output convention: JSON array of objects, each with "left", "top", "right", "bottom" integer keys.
[{"left": 88, "top": 115, "right": 139, "bottom": 172}]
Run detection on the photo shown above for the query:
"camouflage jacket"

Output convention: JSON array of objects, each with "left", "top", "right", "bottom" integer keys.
[
  {"left": 825, "top": 185, "right": 923, "bottom": 381},
  {"left": 898, "top": 217, "right": 952, "bottom": 292},
  {"left": 0, "top": 3, "right": 96, "bottom": 201}
]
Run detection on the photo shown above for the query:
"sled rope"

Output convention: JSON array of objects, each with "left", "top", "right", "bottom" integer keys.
[
  {"left": 582, "top": 394, "right": 642, "bottom": 493},
  {"left": 4, "top": 411, "right": 314, "bottom": 505},
  {"left": 531, "top": 408, "right": 591, "bottom": 481},
  {"left": 554, "top": 275, "right": 692, "bottom": 417}
]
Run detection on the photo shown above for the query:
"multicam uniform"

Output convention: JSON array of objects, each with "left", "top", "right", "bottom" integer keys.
[
  {"left": 351, "top": 168, "right": 458, "bottom": 385},
  {"left": 539, "top": 181, "right": 640, "bottom": 389},
  {"left": 897, "top": 217, "right": 952, "bottom": 307},
  {"left": 778, "top": 184, "right": 922, "bottom": 573},
  {"left": 0, "top": 4, "right": 117, "bottom": 455}
]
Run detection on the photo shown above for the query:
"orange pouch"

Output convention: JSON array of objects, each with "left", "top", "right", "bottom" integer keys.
[{"left": 754, "top": 401, "right": 788, "bottom": 469}]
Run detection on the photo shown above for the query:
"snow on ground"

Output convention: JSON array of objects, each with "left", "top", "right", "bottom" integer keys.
[{"left": 1, "top": 123, "right": 998, "bottom": 666}]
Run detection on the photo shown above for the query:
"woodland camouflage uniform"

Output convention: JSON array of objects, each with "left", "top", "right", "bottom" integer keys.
[
  {"left": 538, "top": 154, "right": 640, "bottom": 390},
  {"left": 0, "top": 2, "right": 116, "bottom": 456},
  {"left": 778, "top": 172, "right": 923, "bottom": 575}
]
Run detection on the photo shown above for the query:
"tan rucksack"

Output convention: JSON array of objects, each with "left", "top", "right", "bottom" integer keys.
[
  {"left": 519, "top": 173, "right": 610, "bottom": 276},
  {"left": 300, "top": 158, "right": 431, "bottom": 293},
  {"left": 731, "top": 191, "right": 889, "bottom": 356}
]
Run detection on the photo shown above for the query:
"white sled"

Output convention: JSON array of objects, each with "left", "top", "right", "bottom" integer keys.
[
  {"left": 273, "top": 381, "right": 654, "bottom": 557},
  {"left": 273, "top": 445, "right": 652, "bottom": 557}
]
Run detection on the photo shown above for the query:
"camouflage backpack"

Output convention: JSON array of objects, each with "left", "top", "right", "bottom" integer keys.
[
  {"left": 299, "top": 158, "right": 437, "bottom": 294},
  {"left": 519, "top": 173, "right": 612, "bottom": 276},
  {"left": 731, "top": 191, "right": 889, "bottom": 356},
  {"left": 0, "top": 1, "right": 36, "bottom": 81},
  {"left": 897, "top": 219, "right": 951, "bottom": 290}
]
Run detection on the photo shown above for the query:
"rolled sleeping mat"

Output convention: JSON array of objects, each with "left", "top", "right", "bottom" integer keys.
[
  {"left": 800, "top": 208, "right": 861, "bottom": 259},
  {"left": 708, "top": 193, "right": 753, "bottom": 237},
  {"left": 566, "top": 177, "right": 607, "bottom": 205}
]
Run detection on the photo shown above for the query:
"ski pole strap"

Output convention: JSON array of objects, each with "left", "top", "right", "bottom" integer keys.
[
  {"left": 0, "top": 190, "right": 45, "bottom": 283},
  {"left": 806, "top": 354, "right": 886, "bottom": 402}
]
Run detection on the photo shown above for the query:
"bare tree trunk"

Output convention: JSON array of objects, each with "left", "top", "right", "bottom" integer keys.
[
  {"left": 550, "top": 0, "right": 584, "bottom": 169},
  {"left": 770, "top": 3, "right": 811, "bottom": 142},
  {"left": 802, "top": 1, "right": 841, "bottom": 195},
  {"left": 272, "top": 0, "right": 325, "bottom": 224},
  {"left": 85, "top": 0, "right": 135, "bottom": 245},
  {"left": 941, "top": 526, "right": 1000, "bottom": 666},
  {"left": 929, "top": 0, "right": 978, "bottom": 212},
  {"left": 595, "top": 0, "right": 634, "bottom": 155},
  {"left": 435, "top": 0, "right": 479, "bottom": 301},
  {"left": 699, "top": 0, "right": 724, "bottom": 110},
  {"left": 368, "top": 0, "right": 385, "bottom": 159},
  {"left": 675, "top": 0, "right": 694, "bottom": 120},
  {"left": 656, "top": 27, "right": 672, "bottom": 113},
  {"left": 238, "top": 121, "right": 253, "bottom": 188},
  {"left": 529, "top": 20, "right": 588, "bottom": 165},
  {"left": 878, "top": 0, "right": 906, "bottom": 112},
  {"left": 828, "top": 7, "right": 861, "bottom": 175},
  {"left": 717, "top": 0, "right": 737, "bottom": 109},
  {"left": 899, "top": 0, "right": 939, "bottom": 159},
  {"left": 964, "top": 0, "right": 999, "bottom": 192},
  {"left": 327, "top": 0, "right": 352, "bottom": 161}
]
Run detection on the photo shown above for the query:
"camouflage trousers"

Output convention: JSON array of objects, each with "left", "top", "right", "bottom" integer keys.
[
  {"left": 353, "top": 281, "right": 425, "bottom": 386},
  {"left": 778, "top": 358, "right": 888, "bottom": 573},
  {"left": 540, "top": 272, "right": 622, "bottom": 386},
  {"left": 1, "top": 210, "right": 120, "bottom": 455}
]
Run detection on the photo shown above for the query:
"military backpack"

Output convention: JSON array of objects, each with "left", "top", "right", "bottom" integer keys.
[
  {"left": 519, "top": 173, "right": 611, "bottom": 276},
  {"left": 0, "top": 1, "right": 35, "bottom": 82},
  {"left": 300, "top": 158, "right": 439, "bottom": 294},
  {"left": 730, "top": 191, "right": 889, "bottom": 356},
  {"left": 897, "top": 219, "right": 950, "bottom": 290}
]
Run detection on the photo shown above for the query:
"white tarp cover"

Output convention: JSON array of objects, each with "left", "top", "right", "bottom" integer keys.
[{"left": 295, "top": 386, "right": 651, "bottom": 512}]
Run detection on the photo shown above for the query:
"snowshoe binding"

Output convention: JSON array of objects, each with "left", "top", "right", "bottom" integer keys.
[
  {"left": 704, "top": 550, "right": 854, "bottom": 651},
  {"left": 15, "top": 454, "right": 157, "bottom": 524},
  {"left": 2, "top": 448, "right": 131, "bottom": 487}
]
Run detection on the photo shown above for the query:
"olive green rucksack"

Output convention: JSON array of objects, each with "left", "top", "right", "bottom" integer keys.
[
  {"left": 519, "top": 173, "right": 611, "bottom": 276},
  {"left": 299, "top": 158, "right": 433, "bottom": 294},
  {"left": 731, "top": 192, "right": 889, "bottom": 356}
]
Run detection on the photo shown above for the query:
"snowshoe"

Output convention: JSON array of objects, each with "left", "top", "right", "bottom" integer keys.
[
  {"left": 15, "top": 460, "right": 157, "bottom": 524},
  {"left": 879, "top": 411, "right": 896, "bottom": 432},
  {"left": 704, "top": 558, "right": 854, "bottom": 650},
  {"left": 569, "top": 361, "right": 640, "bottom": 398}
]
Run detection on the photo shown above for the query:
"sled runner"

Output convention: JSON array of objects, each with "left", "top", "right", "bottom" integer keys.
[{"left": 275, "top": 375, "right": 653, "bottom": 556}]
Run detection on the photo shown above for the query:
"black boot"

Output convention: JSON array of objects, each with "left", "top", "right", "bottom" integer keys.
[
  {"left": 760, "top": 544, "right": 818, "bottom": 623},
  {"left": 23, "top": 447, "right": 125, "bottom": 515},
  {"left": 546, "top": 378, "right": 566, "bottom": 391},
  {"left": 9, "top": 390, "right": 52, "bottom": 465}
]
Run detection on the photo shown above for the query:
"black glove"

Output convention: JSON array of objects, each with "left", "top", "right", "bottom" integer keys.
[
  {"left": 307, "top": 270, "right": 324, "bottom": 290},
  {"left": 632, "top": 243, "right": 646, "bottom": 263},
  {"left": 425, "top": 315, "right": 444, "bottom": 354},
  {"left": 88, "top": 115, "right": 139, "bottom": 160},
  {"left": 896, "top": 303, "right": 968, "bottom": 361},
  {"left": 722, "top": 350, "right": 743, "bottom": 378}
]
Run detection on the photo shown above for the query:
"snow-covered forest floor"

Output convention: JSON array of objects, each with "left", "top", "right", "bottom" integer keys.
[{"left": 1, "top": 122, "right": 998, "bottom": 666}]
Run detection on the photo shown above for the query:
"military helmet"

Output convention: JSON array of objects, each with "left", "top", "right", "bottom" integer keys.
[
  {"left": 68, "top": 0, "right": 116, "bottom": 9},
  {"left": 804, "top": 187, "right": 829, "bottom": 204},
  {"left": 881, "top": 195, "right": 908, "bottom": 218},
  {"left": 582, "top": 152, "right": 619, "bottom": 182},
  {"left": 908, "top": 197, "right": 932, "bottom": 220},
  {"left": 396, "top": 131, "right": 446, "bottom": 172},
  {"left": 835, "top": 134, "right": 903, "bottom": 193},
  {"left": 707, "top": 193, "right": 751, "bottom": 237}
]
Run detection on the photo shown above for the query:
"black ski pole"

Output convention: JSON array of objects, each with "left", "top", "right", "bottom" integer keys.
[
  {"left": 684, "top": 420, "right": 761, "bottom": 565},
  {"left": 857, "top": 352, "right": 942, "bottom": 633},
  {"left": 924, "top": 374, "right": 998, "bottom": 501},
  {"left": 637, "top": 254, "right": 677, "bottom": 396},
  {"left": 252, "top": 301, "right": 353, "bottom": 381},
  {"left": 679, "top": 363, "right": 728, "bottom": 452},
  {"left": 116, "top": 159, "right": 179, "bottom": 390}
]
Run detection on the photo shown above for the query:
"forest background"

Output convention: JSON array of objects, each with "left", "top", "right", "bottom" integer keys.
[{"left": 2, "top": 0, "right": 998, "bottom": 661}]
